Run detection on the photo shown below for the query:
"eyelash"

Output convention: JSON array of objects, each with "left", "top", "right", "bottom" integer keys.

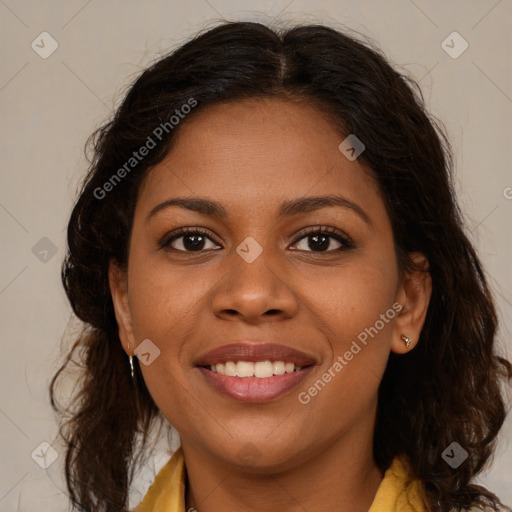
[{"left": 157, "top": 226, "right": 355, "bottom": 254}]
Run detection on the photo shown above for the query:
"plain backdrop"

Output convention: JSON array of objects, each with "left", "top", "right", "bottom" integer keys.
[{"left": 0, "top": 1, "right": 511, "bottom": 510}]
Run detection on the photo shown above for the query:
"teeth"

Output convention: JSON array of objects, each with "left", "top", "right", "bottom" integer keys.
[
  {"left": 236, "top": 361, "right": 254, "bottom": 378},
  {"left": 225, "top": 361, "right": 237, "bottom": 376},
  {"left": 273, "top": 361, "right": 285, "bottom": 375},
  {"left": 254, "top": 360, "right": 273, "bottom": 378},
  {"left": 209, "top": 360, "right": 304, "bottom": 377}
]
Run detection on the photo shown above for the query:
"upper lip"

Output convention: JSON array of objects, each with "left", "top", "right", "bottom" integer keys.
[{"left": 194, "top": 343, "right": 317, "bottom": 367}]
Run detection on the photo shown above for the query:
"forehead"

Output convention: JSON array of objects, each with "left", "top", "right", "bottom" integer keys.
[{"left": 137, "top": 97, "right": 383, "bottom": 220}]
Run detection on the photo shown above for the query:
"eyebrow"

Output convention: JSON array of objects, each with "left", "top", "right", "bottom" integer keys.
[{"left": 146, "top": 194, "right": 372, "bottom": 226}]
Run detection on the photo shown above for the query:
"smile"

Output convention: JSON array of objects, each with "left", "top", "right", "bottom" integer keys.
[
  {"left": 208, "top": 360, "right": 303, "bottom": 377},
  {"left": 194, "top": 342, "right": 317, "bottom": 402},
  {"left": 197, "top": 362, "right": 314, "bottom": 403}
]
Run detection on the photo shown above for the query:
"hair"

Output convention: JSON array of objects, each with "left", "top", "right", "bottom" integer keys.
[{"left": 50, "top": 20, "right": 512, "bottom": 512}]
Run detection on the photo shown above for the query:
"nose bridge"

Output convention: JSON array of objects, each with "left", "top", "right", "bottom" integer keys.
[{"left": 210, "top": 237, "right": 298, "bottom": 321}]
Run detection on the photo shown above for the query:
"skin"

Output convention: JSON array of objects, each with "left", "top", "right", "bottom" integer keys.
[{"left": 109, "top": 97, "right": 432, "bottom": 512}]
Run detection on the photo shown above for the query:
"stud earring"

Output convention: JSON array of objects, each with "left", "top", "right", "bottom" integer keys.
[
  {"left": 401, "top": 334, "right": 412, "bottom": 350},
  {"left": 127, "top": 341, "right": 134, "bottom": 379}
]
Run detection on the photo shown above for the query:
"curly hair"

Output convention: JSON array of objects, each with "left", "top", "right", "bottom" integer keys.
[{"left": 50, "top": 20, "right": 512, "bottom": 512}]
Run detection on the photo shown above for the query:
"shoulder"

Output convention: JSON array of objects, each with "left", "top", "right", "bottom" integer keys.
[
  {"left": 473, "top": 507, "right": 510, "bottom": 511},
  {"left": 391, "top": 456, "right": 511, "bottom": 512},
  {"left": 134, "top": 447, "right": 186, "bottom": 512},
  {"left": 449, "top": 502, "right": 512, "bottom": 511},
  {"left": 370, "top": 455, "right": 427, "bottom": 511}
]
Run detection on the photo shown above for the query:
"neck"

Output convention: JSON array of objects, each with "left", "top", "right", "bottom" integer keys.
[{"left": 182, "top": 407, "right": 383, "bottom": 512}]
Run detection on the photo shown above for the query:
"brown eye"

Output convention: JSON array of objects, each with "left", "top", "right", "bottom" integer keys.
[
  {"left": 291, "top": 226, "right": 354, "bottom": 253},
  {"left": 159, "top": 228, "right": 222, "bottom": 252}
]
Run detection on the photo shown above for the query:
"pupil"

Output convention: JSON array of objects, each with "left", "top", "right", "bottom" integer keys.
[
  {"left": 309, "top": 234, "right": 328, "bottom": 251},
  {"left": 184, "top": 234, "right": 205, "bottom": 251}
]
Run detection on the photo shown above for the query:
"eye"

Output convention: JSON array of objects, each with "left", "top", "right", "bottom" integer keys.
[
  {"left": 158, "top": 227, "right": 221, "bottom": 252},
  {"left": 290, "top": 226, "right": 354, "bottom": 253},
  {"left": 158, "top": 225, "right": 354, "bottom": 254}
]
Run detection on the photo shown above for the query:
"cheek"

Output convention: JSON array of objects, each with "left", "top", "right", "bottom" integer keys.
[
  {"left": 313, "top": 249, "right": 398, "bottom": 379},
  {"left": 124, "top": 250, "right": 201, "bottom": 410},
  {"left": 299, "top": 280, "right": 396, "bottom": 432},
  {"left": 127, "top": 249, "right": 208, "bottom": 340},
  {"left": 125, "top": 269, "right": 194, "bottom": 429}
]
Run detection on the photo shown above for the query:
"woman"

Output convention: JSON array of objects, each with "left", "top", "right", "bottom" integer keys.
[{"left": 50, "top": 20, "right": 512, "bottom": 512}]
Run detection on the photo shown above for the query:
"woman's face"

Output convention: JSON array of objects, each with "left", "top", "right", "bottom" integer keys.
[{"left": 110, "top": 97, "right": 430, "bottom": 471}]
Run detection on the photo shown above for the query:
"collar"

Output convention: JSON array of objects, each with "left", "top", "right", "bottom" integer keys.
[{"left": 134, "top": 447, "right": 427, "bottom": 512}]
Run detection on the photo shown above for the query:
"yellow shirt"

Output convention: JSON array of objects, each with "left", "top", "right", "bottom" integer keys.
[{"left": 134, "top": 447, "right": 428, "bottom": 512}]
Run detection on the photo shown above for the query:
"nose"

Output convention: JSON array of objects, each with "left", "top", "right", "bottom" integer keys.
[{"left": 210, "top": 248, "right": 299, "bottom": 324}]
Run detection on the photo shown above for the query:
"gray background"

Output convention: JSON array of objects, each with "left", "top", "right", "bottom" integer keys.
[{"left": 0, "top": 1, "right": 511, "bottom": 510}]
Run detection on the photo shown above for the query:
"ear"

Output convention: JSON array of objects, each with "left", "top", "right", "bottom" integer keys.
[
  {"left": 108, "top": 258, "right": 136, "bottom": 356},
  {"left": 391, "top": 252, "right": 432, "bottom": 354}
]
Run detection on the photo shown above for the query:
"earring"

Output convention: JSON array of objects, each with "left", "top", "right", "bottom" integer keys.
[
  {"left": 127, "top": 341, "right": 134, "bottom": 379},
  {"left": 401, "top": 334, "right": 412, "bottom": 350}
]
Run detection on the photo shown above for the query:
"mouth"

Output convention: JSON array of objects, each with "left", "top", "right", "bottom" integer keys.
[
  {"left": 205, "top": 360, "right": 305, "bottom": 377},
  {"left": 194, "top": 343, "right": 317, "bottom": 403}
]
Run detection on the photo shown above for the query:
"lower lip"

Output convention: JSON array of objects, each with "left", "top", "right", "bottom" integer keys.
[{"left": 197, "top": 366, "right": 314, "bottom": 403}]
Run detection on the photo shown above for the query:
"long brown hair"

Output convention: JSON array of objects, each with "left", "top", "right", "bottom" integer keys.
[{"left": 50, "top": 20, "right": 512, "bottom": 512}]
